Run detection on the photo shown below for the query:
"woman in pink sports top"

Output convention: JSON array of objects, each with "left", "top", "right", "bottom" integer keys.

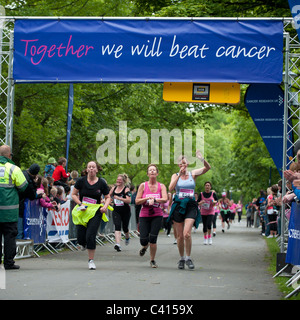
[{"left": 135, "top": 164, "right": 168, "bottom": 268}]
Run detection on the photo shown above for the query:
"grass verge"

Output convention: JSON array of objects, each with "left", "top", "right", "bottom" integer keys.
[{"left": 265, "top": 237, "right": 300, "bottom": 300}]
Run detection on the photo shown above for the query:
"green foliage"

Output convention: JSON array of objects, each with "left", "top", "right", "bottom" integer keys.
[{"left": 1, "top": 0, "right": 288, "bottom": 200}]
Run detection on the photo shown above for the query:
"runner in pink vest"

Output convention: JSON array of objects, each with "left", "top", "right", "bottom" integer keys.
[
  {"left": 198, "top": 181, "right": 218, "bottom": 245},
  {"left": 135, "top": 164, "right": 168, "bottom": 268}
]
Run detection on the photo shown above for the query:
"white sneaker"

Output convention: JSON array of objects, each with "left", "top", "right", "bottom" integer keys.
[
  {"left": 208, "top": 237, "right": 212, "bottom": 245},
  {"left": 88, "top": 259, "right": 96, "bottom": 270},
  {"left": 203, "top": 238, "right": 208, "bottom": 245}
]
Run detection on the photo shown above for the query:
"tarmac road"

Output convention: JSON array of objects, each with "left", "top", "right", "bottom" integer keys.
[{"left": 0, "top": 218, "right": 282, "bottom": 301}]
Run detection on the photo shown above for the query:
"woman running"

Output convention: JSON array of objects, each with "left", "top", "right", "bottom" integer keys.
[
  {"left": 135, "top": 164, "right": 167, "bottom": 268},
  {"left": 168, "top": 150, "right": 211, "bottom": 270},
  {"left": 219, "top": 192, "right": 230, "bottom": 232},
  {"left": 198, "top": 181, "right": 218, "bottom": 245},
  {"left": 71, "top": 161, "right": 110, "bottom": 270},
  {"left": 109, "top": 174, "right": 132, "bottom": 252}
]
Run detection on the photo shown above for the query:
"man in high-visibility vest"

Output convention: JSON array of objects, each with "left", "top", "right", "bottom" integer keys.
[{"left": 0, "top": 145, "right": 28, "bottom": 270}]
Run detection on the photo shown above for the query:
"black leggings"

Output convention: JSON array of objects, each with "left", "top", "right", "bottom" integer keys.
[
  {"left": 201, "top": 215, "right": 214, "bottom": 233},
  {"left": 139, "top": 216, "right": 162, "bottom": 246},
  {"left": 268, "top": 213, "right": 278, "bottom": 232},
  {"left": 112, "top": 208, "right": 131, "bottom": 233},
  {"left": 77, "top": 212, "right": 101, "bottom": 250},
  {"left": 220, "top": 210, "right": 229, "bottom": 223}
]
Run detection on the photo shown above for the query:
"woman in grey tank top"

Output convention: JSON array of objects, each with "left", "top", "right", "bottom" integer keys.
[{"left": 169, "top": 150, "right": 211, "bottom": 270}]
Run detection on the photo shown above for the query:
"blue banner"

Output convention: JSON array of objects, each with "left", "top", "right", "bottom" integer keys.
[
  {"left": 286, "top": 201, "right": 300, "bottom": 266},
  {"left": 245, "top": 84, "right": 293, "bottom": 175},
  {"left": 23, "top": 199, "right": 47, "bottom": 244},
  {"left": 288, "top": 0, "right": 300, "bottom": 41},
  {"left": 13, "top": 19, "right": 283, "bottom": 83}
]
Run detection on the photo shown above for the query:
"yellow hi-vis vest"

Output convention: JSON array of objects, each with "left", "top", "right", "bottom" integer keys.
[
  {"left": 71, "top": 203, "right": 113, "bottom": 227},
  {"left": 0, "top": 159, "right": 28, "bottom": 222}
]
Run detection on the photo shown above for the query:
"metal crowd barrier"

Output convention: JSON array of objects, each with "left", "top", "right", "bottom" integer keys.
[{"left": 13, "top": 200, "right": 140, "bottom": 259}]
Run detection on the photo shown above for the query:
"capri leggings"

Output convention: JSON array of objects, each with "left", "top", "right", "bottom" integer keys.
[
  {"left": 112, "top": 209, "right": 131, "bottom": 233},
  {"left": 139, "top": 216, "right": 162, "bottom": 246},
  {"left": 77, "top": 211, "right": 101, "bottom": 250},
  {"left": 201, "top": 215, "right": 214, "bottom": 233},
  {"left": 220, "top": 210, "right": 229, "bottom": 223}
]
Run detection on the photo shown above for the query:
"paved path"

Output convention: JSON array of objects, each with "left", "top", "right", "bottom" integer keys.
[{"left": 0, "top": 219, "right": 282, "bottom": 300}]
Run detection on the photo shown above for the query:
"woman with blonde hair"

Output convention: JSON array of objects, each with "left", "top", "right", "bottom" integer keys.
[
  {"left": 169, "top": 150, "right": 211, "bottom": 270},
  {"left": 109, "top": 173, "right": 132, "bottom": 252}
]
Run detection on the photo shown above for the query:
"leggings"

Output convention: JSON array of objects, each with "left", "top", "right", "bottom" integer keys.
[
  {"left": 220, "top": 210, "right": 229, "bottom": 223},
  {"left": 77, "top": 212, "right": 101, "bottom": 250},
  {"left": 268, "top": 213, "right": 278, "bottom": 232},
  {"left": 139, "top": 216, "right": 162, "bottom": 246},
  {"left": 201, "top": 215, "right": 214, "bottom": 233},
  {"left": 112, "top": 208, "right": 131, "bottom": 233}
]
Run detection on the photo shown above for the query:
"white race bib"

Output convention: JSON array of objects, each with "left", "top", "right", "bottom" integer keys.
[
  {"left": 114, "top": 198, "right": 124, "bottom": 206},
  {"left": 179, "top": 188, "right": 194, "bottom": 199},
  {"left": 82, "top": 196, "right": 97, "bottom": 204},
  {"left": 202, "top": 202, "right": 210, "bottom": 209}
]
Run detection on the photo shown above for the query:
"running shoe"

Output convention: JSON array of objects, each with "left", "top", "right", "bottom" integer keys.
[
  {"left": 150, "top": 260, "right": 158, "bottom": 268},
  {"left": 139, "top": 247, "right": 147, "bottom": 256},
  {"left": 177, "top": 259, "right": 185, "bottom": 269},
  {"left": 114, "top": 244, "right": 122, "bottom": 252},
  {"left": 208, "top": 237, "right": 212, "bottom": 245},
  {"left": 203, "top": 238, "right": 208, "bottom": 245},
  {"left": 185, "top": 259, "right": 195, "bottom": 270},
  {"left": 88, "top": 259, "right": 96, "bottom": 270},
  {"left": 125, "top": 237, "right": 130, "bottom": 245}
]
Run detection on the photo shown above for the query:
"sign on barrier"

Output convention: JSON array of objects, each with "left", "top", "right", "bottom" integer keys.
[
  {"left": 46, "top": 200, "right": 70, "bottom": 243},
  {"left": 286, "top": 201, "right": 300, "bottom": 266},
  {"left": 23, "top": 199, "right": 47, "bottom": 244}
]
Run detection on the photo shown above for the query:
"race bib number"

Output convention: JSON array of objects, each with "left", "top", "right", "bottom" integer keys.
[
  {"left": 179, "top": 188, "right": 194, "bottom": 199},
  {"left": 82, "top": 197, "right": 97, "bottom": 204},
  {"left": 202, "top": 202, "right": 210, "bottom": 209},
  {"left": 145, "top": 193, "right": 160, "bottom": 207},
  {"left": 114, "top": 198, "right": 124, "bottom": 206}
]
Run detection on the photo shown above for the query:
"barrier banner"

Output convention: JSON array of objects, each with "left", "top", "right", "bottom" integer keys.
[
  {"left": 245, "top": 84, "right": 293, "bottom": 175},
  {"left": 46, "top": 200, "right": 70, "bottom": 243},
  {"left": 13, "top": 19, "right": 283, "bottom": 83},
  {"left": 23, "top": 199, "right": 47, "bottom": 244},
  {"left": 286, "top": 201, "right": 300, "bottom": 266}
]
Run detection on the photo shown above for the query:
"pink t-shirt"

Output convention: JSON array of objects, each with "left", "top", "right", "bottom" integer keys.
[
  {"left": 139, "top": 181, "right": 163, "bottom": 218},
  {"left": 229, "top": 203, "right": 237, "bottom": 212}
]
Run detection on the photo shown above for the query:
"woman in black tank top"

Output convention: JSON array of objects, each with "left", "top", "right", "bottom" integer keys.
[{"left": 109, "top": 174, "right": 131, "bottom": 252}]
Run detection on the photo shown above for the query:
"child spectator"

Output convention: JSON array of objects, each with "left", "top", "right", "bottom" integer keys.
[
  {"left": 37, "top": 177, "right": 58, "bottom": 211},
  {"left": 44, "top": 157, "right": 56, "bottom": 178},
  {"left": 49, "top": 186, "right": 61, "bottom": 211},
  {"left": 52, "top": 157, "right": 70, "bottom": 192}
]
